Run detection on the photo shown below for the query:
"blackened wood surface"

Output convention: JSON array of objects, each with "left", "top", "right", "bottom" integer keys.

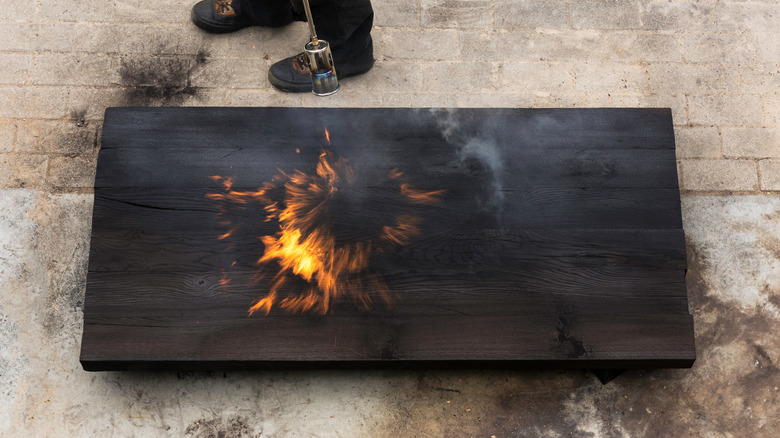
[{"left": 81, "top": 107, "right": 694, "bottom": 371}]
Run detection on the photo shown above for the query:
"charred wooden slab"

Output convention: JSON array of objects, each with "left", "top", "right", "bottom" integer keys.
[{"left": 80, "top": 107, "right": 694, "bottom": 371}]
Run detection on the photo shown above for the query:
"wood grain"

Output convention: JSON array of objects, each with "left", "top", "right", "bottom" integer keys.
[{"left": 80, "top": 107, "right": 694, "bottom": 371}]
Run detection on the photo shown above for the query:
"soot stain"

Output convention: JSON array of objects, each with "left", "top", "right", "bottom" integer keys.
[
  {"left": 119, "top": 50, "right": 209, "bottom": 106},
  {"left": 185, "top": 415, "right": 256, "bottom": 438}
]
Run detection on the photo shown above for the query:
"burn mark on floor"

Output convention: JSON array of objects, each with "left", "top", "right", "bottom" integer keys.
[
  {"left": 185, "top": 416, "right": 257, "bottom": 438},
  {"left": 118, "top": 50, "right": 209, "bottom": 106}
]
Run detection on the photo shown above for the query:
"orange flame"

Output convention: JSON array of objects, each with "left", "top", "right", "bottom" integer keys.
[{"left": 208, "top": 133, "right": 444, "bottom": 316}]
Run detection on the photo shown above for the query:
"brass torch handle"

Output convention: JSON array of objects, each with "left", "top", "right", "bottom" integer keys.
[{"left": 301, "top": 0, "right": 318, "bottom": 45}]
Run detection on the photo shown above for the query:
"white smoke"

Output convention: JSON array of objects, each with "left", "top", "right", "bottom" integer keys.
[
  {"left": 459, "top": 137, "right": 505, "bottom": 209},
  {"left": 430, "top": 109, "right": 506, "bottom": 210}
]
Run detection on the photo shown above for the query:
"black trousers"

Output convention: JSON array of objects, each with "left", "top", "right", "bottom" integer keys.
[{"left": 241, "top": 0, "right": 373, "bottom": 62}]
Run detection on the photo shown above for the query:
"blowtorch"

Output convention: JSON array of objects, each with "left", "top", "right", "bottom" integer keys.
[{"left": 301, "top": 0, "right": 339, "bottom": 96}]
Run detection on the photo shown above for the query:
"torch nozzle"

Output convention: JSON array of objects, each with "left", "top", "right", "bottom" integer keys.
[{"left": 302, "top": 0, "right": 318, "bottom": 43}]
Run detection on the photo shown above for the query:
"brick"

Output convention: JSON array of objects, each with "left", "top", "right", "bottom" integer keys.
[
  {"left": 641, "top": 2, "right": 716, "bottom": 31},
  {"left": 421, "top": 0, "right": 493, "bottom": 29},
  {"left": 457, "top": 94, "right": 535, "bottom": 108},
  {"left": 114, "top": 0, "right": 191, "bottom": 23},
  {"left": 73, "top": 23, "right": 231, "bottom": 56},
  {"left": 759, "top": 160, "right": 780, "bottom": 191},
  {"left": 46, "top": 155, "right": 97, "bottom": 188},
  {"left": 680, "top": 159, "right": 758, "bottom": 191},
  {"left": 190, "top": 58, "right": 269, "bottom": 89},
  {"left": 15, "top": 119, "right": 98, "bottom": 154},
  {"left": 764, "top": 94, "right": 779, "bottom": 126},
  {"left": 231, "top": 24, "right": 307, "bottom": 60},
  {"left": 494, "top": 0, "right": 567, "bottom": 29},
  {"left": 423, "top": 62, "right": 496, "bottom": 93},
  {"left": 534, "top": 92, "right": 617, "bottom": 108},
  {"left": 606, "top": 33, "right": 683, "bottom": 62},
  {"left": 648, "top": 63, "right": 723, "bottom": 96},
  {"left": 180, "top": 89, "right": 229, "bottom": 106},
  {"left": 756, "top": 32, "right": 780, "bottom": 62},
  {"left": 689, "top": 96, "right": 763, "bottom": 126},
  {"left": 348, "top": 61, "right": 422, "bottom": 92},
  {"left": 0, "top": 54, "right": 32, "bottom": 86},
  {"left": 459, "top": 31, "right": 534, "bottom": 61},
  {"left": 0, "top": 153, "right": 48, "bottom": 188},
  {"left": 375, "top": 29, "right": 459, "bottom": 61},
  {"left": 683, "top": 33, "right": 757, "bottom": 63},
  {"left": 0, "top": 119, "right": 16, "bottom": 152},
  {"left": 674, "top": 127, "right": 721, "bottom": 158},
  {"left": 30, "top": 54, "right": 115, "bottom": 86},
  {"left": 226, "top": 90, "right": 303, "bottom": 107},
  {"left": 723, "top": 64, "right": 779, "bottom": 95},
  {"left": 722, "top": 128, "right": 779, "bottom": 159},
  {"left": 573, "top": 62, "right": 647, "bottom": 95},
  {"left": 0, "top": 0, "right": 26, "bottom": 17},
  {"left": 382, "top": 93, "right": 459, "bottom": 107},
  {"left": 0, "top": 87, "right": 69, "bottom": 119},
  {"left": 0, "top": 23, "right": 73, "bottom": 52},
  {"left": 37, "top": 0, "right": 114, "bottom": 22},
  {"left": 717, "top": 2, "right": 780, "bottom": 33},
  {"left": 67, "top": 87, "right": 127, "bottom": 120},
  {"left": 535, "top": 31, "right": 682, "bottom": 62},
  {"left": 374, "top": 0, "right": 420, "bottom": 27},
  {"left": 496, "top": 62, "right": 576, "bottom": 96},
  {"left": 571, "top": 1, "right": 641, "bottom": 30},
  {"left": 534, "top": 31, "right": 608, "bottom": 61}
]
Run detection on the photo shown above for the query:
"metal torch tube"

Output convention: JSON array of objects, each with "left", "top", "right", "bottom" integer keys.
[{"left": 301, "top": 0, "right": 318, "bottom": 45}]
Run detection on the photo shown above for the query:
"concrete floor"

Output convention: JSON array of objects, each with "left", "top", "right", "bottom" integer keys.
[{"left": 1, "top": 0, "right": 779, "bottom": 436}]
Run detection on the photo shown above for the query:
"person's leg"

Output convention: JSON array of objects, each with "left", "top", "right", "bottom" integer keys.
[
  {"left": 191, "top": 0, "right": 295, "bottom": 33},
  {"left": 268, "top": 0, "right": 374, "bottom": 92}
]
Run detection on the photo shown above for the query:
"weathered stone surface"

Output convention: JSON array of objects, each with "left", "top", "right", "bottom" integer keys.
[
  {"left": 680, "top": 159, "right": 758, "bottom": 191},
  {"left": 0, "top": 23, "right": 73, "bottom": 52},
  {"left": 689, "top": 95, "right": 764, "bottom": 126},
  {"left": 648, "top": 63, "right": 723, "bottom": 96},
  {"left": 756, "top": 32, "right": 780, "bottom": 63},
  {"left": 374, "top": 28, "right": 459, "bottom": 61},
  {"left": 373, "top": 0, "right": 420, "bottom": 27},
  {"left": 459, "top": 31, "right": 534, "bottom": 61},
  {"left": 641, "top": 1, "right": 716, "bottom": 31},
  {"left": 0, "top": 54, "right": 33, "bottom": 86},
  {"left": 675, "top": 126, "right": 722, "bottom": 159},
  {"left": 30, "top": 54, "right": 116, "bottom": 87},
  {"left": 189, "top": 57, "right": 269, "bottom": 89},
  {"left": 0, "top": 120, "right": 16, "bottom": 152},
  {"left": 46, "top": 155, "right": 97, "bottom": 188},
  {"left": 570, "top": 1, "right": 641, "bottom": 29},
  {"left": 759, "top": 160, "right": 780, "bottom": 191},
  {"left": 0, "top": 154, "right": 48, "bottom": 188},
  {"left": 717, "top": 2, "right": 780, "bottom": 33},
  {"left": 683, "top": 33, "right": 757, "bottom": 63},
  {"left": 722, "top": 127, "right": 779, "bottom": 159},
  {"left": 422, "top": 62, "right": 496, "bottom": 92},
  {"left": 421, "top": 0, "right": 493, "bottom": 29},
  {"left": 494, "top": 0, "right": 567, "bottom": 29},
  {"left": 16, "top": 119, "right": 98, "bottom": 154},
  {"left": 0, "top": 87, "right": 69, "bottom": 119}
]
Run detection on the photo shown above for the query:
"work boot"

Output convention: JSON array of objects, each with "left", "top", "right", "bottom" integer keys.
[
  {"left": 268, "top": 38, "right": 375, "bottom": 93},
  {"left": 191, "top": 0, "right": 254, "bottom": 33}
]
